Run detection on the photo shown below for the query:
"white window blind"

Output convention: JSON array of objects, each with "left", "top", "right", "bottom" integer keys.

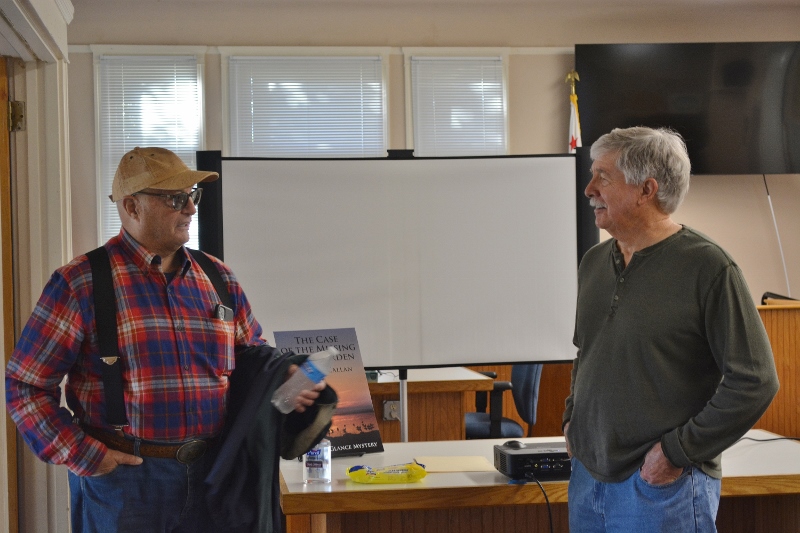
[
  {"left": 228, "top": 56, "right": 386, "bottom": 157},
  {"left": 411, "top": 57, "right": 507, "bottom": 157},
  {"left": 97, "top": 55, "right": 203, "bottom": 247}
]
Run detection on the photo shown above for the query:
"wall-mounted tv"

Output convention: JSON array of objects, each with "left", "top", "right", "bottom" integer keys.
[{"left": 575, "top": 42, "right": 800, "bottom": 175}]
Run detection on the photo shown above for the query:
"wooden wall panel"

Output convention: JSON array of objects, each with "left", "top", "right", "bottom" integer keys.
[
  {"left": 717, "top": 494, "right": 800, "bottom": 533},
  {"left": 755, "top": 305, "right": 800, "bottom": 438},
  {"left": 296, "top": 496, "right": 800, "bottom": 533},
  {"left": 328, "top": 504, "right": 571, "bottom": 533}
]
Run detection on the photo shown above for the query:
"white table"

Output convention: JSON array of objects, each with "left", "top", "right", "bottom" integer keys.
[{"left": 281, "top": 429, "right": 800, "bottom": 533}]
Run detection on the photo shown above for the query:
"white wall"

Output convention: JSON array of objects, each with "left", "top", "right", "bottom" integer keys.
[{"left": 674, "top": 174, "right": 800, "bottom": 301}]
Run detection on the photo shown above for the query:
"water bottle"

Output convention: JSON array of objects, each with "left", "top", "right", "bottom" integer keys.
[
  {"left": 303, "top": 438, "right": 332, "bottom": 483},
  {"left": 271, "top": 347, "right": 338, "bottom": 414}
]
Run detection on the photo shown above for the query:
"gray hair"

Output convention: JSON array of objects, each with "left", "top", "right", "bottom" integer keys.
[{"left": 590, "top": 126, "right": 691, "bottom": 214}]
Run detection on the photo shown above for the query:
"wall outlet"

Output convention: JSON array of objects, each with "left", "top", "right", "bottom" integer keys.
[{"left": 383, "top": 400, "right": 400, "bottom": 421}]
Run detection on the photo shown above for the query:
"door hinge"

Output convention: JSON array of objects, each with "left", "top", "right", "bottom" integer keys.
[{"left": 9, "top": 101, "right": 25, "bottom": 132}]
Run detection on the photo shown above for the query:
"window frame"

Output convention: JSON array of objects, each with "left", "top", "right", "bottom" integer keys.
[
  {"left": 402, "top": 47, "right": 510, "bottom": 157},
  {"left": 91, "top": 45, "right": 208, "bottom": 247},
  {"left": 218, "top": 46, "right": 391, "bottom": 158}
]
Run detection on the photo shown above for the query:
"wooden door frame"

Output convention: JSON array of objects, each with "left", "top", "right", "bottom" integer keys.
[{"left": 1, "top": 56, "right": 18, "bottom": 533}]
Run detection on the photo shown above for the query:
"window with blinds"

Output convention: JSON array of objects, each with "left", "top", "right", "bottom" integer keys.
[
  {"left": 410, "top": 57, "right": 507, "bottom": 157},
  {"left": 228, "top": 56, "right": 386, "bottom": 157},
  {"left": 96, "top": 54, "right": 204, "bottom": 247}
]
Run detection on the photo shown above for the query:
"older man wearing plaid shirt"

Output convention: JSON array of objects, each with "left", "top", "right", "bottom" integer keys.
[{"left": 6, "top": 147, "right": 324, "bottom": 532}]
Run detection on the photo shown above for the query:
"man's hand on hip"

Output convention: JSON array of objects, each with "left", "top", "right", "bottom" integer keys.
[
  {"left": 640, "top": 441, "right": 683, "bottom": 485},
  {"left": 93, "top": 448, "right": 143, "bottom": 476}
]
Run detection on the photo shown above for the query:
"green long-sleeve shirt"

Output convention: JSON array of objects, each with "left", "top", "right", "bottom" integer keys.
[{"left": 563, "top": 226, "right": 779, "bottom": 482}]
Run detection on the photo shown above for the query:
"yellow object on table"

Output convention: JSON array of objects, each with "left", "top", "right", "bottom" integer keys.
[{"left": 346, "top": 462, "right": 427, "bottom": 484}]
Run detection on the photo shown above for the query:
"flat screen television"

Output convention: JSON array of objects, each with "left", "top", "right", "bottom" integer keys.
[{"left": 575, "top": 42, "right": 800, "bottom": 175}]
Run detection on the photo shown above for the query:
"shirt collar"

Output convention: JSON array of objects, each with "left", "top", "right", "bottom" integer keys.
[
  {"left": 610, "top": 225, "right": 686, "bottom": 265},
  {"left": 117, "top": 228, "right": 192, "bottom": 276}
]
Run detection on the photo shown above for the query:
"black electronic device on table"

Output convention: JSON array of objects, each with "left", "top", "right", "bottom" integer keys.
[{"left": 494, "top": 440, "right": 571, "bottom": 481}]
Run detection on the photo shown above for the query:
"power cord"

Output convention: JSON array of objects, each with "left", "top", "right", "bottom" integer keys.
[
  {"left": 509, "top": 475, "right": 554, "bottom": 533},
  {"left": 735, "top": 436, "right": 800, "bottom": 444}
]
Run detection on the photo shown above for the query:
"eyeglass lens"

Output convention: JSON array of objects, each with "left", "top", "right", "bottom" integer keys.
[{"left": 172, "top": 188, "right": 202, "bottom": 210}]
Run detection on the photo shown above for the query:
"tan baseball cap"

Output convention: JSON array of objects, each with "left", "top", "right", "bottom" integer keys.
[{"left": 109, "top": 147, "right": 219, "bottom": 202}]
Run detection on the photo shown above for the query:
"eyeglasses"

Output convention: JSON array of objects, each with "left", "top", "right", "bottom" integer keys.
[{"left": 133, "top": 188, "right": 202, "bottom": 211}]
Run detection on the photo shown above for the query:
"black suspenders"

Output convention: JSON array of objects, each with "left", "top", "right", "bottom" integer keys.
[
  {"left": 86, "top": 247, "right": 127, "bottom": 428},
  {"left": 86, "top": 247, "right": 231, "bottom": 428}
]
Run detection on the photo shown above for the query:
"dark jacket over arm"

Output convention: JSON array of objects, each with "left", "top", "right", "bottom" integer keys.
[{"left": 205, "top": 346, "right": 337, "bottom": 533}]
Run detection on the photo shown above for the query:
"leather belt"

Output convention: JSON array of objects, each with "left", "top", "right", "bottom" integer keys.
[{"left": 83, "top": 426, "right": 212, "bottom": 465}]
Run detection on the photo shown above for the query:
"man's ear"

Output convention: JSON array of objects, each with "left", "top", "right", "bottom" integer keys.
[
  {"left": 120, "top": 196, "right": 140, "bottom": 220},
  {"left": 639, "top": 177, "right": 659, "bottom": 205}
]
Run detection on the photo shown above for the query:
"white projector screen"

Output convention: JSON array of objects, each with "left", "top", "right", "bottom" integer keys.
[{"left": 217, "top": 156, "right": 578, "bottom": 368}]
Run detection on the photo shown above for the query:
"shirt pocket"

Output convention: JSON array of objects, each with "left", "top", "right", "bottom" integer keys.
[{"left": 186, "top": 315, "right": 236, "bottom": 375}]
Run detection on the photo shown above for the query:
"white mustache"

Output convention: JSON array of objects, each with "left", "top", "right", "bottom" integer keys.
[{"left": 589, "top": 198, "right": 607, "bottom": 209}]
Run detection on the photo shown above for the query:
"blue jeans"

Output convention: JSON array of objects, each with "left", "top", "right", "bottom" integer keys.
[
  {"left": 69, "top": 447, "right": 220, "bottom": 533},
  {"left": 568, "top": 457, "right": 721, "bottom": 533}
]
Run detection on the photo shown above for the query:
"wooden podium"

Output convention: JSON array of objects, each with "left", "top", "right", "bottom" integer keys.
[{"left": 754, "top": 303, "right": 800, "bottom": 438}]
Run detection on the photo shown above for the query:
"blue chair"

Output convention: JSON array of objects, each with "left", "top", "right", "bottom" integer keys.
[{"left": 465, "top": 364, "right": 543, "bottom": 439}]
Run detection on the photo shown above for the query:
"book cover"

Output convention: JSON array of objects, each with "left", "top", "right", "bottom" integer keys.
[{"left": 273, "top": 327, "right": 384, "bottom": 457}]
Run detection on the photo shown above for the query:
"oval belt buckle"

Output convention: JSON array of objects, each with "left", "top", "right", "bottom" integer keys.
[{"left": 176, "top": 440, "right": 208, "bottom": 464}]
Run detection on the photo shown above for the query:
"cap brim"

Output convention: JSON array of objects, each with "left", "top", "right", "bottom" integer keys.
[
  {"left": 149, "top": 168, "right": 219, "bottom": 190},
  {"left": 110, "top": 169, "right": 219, "bottom": 202}
]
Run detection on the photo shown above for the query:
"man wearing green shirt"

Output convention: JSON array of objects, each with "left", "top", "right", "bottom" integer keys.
[{"left": 563, "top": 126, "right": 779, "bottom": 532}]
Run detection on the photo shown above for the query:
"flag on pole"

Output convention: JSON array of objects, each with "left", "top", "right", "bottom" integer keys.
[
  {"left": 566, "top": 70, "right": 582, "bottom": 153},
  {"left": 569, "top": 92, "right": 582, "bottom": 154}
]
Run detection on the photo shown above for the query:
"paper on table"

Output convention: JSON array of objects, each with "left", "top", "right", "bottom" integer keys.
[{"left": 414, "top": 455, "right": 496, "bottom": 473}]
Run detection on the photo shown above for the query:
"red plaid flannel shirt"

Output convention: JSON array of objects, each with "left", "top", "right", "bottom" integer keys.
[{"left": 5, "top": 230, "right": 264, "bottom": 475}]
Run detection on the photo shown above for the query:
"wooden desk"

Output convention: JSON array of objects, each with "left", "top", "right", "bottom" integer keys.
[
  {"left": 367, "top": 367, "right": 493, "bottom": 442},
  {"left": 281, "top": 430, "right": 800, "bottom": 533}
]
